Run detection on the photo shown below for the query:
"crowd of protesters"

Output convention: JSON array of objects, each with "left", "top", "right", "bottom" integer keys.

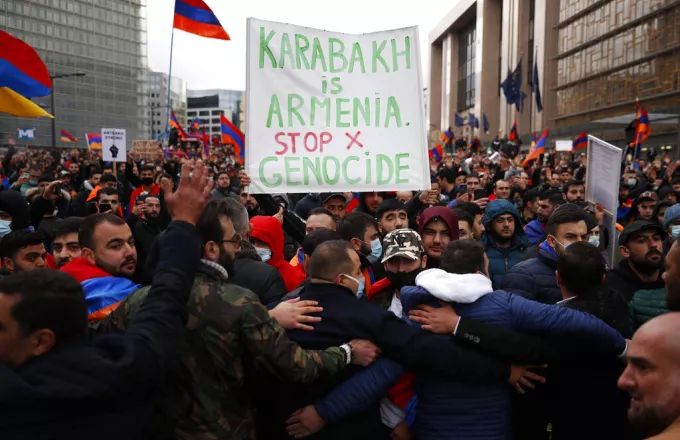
[{"left": 1, "top": 138, "right": 680, "bottom": 440}]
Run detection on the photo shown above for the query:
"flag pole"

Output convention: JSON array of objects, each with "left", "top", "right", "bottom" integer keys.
[{"left": 164, "top": 28, "right": 176, "bottom": 143}]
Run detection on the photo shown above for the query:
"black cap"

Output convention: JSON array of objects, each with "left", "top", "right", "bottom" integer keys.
[
  {"left": 319, "top": 192, "right": 347, "bottom": 204},
  {"left": 619, "top": 220, "right": 666, "bottom": 246}
]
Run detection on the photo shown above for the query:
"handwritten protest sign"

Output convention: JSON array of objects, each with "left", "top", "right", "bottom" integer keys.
[
  {"left": 245, "top": 18, "right": 429, "bottom": 193},
  {"left": 132, "top": 140, "right": 160, "bottom": 161}
]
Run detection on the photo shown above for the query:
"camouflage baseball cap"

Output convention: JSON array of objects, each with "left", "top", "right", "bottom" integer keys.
[{"left": 381, "top": 229, "right": 424, "bottom": 263}]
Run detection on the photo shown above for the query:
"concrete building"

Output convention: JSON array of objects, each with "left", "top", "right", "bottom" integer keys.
[
  {"left": 148, "top": 72, "right": 187, "bottom": 140},
  {"left": 187, "top": 89, "right": 243, "bottom": 136},
  {"left": 429, "top": 0, "right": 680, "bottom": 153},
  {"left": 0, "top": 0, "right": 150, "bottom": 148}
]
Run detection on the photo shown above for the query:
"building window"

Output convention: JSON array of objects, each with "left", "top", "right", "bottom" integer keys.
[
  {"left": 188, "top": 111, "right": 196, "bottom": 117},
  {"left": 457, "top": 22, "right": 476, "bottom": 111},
  {"left": 199, "top": 110, "right": 210, "bottom": 116}
]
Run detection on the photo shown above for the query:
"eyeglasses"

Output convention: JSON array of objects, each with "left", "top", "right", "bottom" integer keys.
[{"left": 220, "top": 234, "right": 242, "bottom": 245}]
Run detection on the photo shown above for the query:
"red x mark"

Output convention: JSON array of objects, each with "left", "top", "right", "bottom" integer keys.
[{"left": 345, "top": 131, "right": 363, "bottom": 150}]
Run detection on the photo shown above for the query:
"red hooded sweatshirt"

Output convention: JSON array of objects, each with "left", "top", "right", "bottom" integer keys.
[{"left": 250, "top": 216, "right": 306, "bottom": 292}]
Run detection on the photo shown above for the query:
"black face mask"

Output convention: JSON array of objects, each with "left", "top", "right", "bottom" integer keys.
[
  {"left": 386, "top": 268, "right": 422, "bottom": 290},
  {"left": 141, "top": 177, "right": 154, "bottom": 186}
]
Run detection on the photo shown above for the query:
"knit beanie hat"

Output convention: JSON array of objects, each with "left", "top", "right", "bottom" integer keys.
[{"left": 663, "top": 203, "right": 680, "bottom": 229}]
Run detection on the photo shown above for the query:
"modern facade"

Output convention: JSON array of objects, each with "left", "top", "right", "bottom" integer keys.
[
  {"left": 148, "top": 71, "right": 187, "bottom": 140},
  {"left": 187, "top": 89, "right": 243, "bottom": 136},
  {"left": 429, "top": 0, "right": 680, "bottom": 153},
  {"left": 0, "top": 0, "right": 150, "bottom": 149}
]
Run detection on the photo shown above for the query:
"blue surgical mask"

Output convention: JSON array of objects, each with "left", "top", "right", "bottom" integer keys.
[
  {"left": 627, "top": 178, "right": 637, "bottom": 187},
  {"left": 255, "top": 247, "right": 271, "bottom": 263},
  {"left": 671, "top": 225, "right": 680, "bottom": 239},
  {"left": 28, "top": 180, "right": 38, "bottom": 186},
  {"left": 367, "top": 238, "right": 383, "bottom": 263},
  {"left": 588, "top": 235, "right": 600, "bottom": 247},
  {"left": 0, "top": 220, "right": 11, "bottom": 238},
  {"left": 343, "top": 273, "right": 365, "bottom": 298}
]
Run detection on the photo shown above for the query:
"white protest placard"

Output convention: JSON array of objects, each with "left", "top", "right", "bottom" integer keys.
[
  {"left": 245, "top": 18, "right": 429, "bottom": 193},
  {"left": 555, "top": 140, "right": 572, "bottom": 151},
  {"left": 586, "top": 135, "right": 623, "bottom": 268},
  {"left": 102, "top": 128, "right": 127, "bottom": 162}
]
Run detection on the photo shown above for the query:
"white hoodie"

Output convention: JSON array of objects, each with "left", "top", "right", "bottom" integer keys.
[{"left": 415, "top": 268, "right": 494, "bottom": 304}]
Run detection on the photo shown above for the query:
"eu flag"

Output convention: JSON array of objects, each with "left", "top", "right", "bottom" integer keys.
[
  {"left": 500, "top": 68, "right": 516, "bottom": 105},
  {"left": 469, "top": 113, "right": 479, "bottom": 129},
  {"left": 454, "top": 113, "right": 465, "bottom": 128},
  {"left": 482, "top": 112, "right": 489, "bottom": 134}
]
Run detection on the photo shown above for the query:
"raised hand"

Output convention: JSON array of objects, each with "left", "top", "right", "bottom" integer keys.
[{"left": 162, "top": 159, "right": 214, "bottom": 226}]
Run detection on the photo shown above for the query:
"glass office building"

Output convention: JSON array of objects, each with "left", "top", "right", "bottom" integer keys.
[
  {"left": 0, "top": 0, "right": 150, "bottom": 148},
  {"left": 187, "top": 89, "right": 243, "bottom": 135}
]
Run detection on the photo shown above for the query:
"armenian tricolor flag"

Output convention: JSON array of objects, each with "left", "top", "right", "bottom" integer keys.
[
  {"left": 191, "top": 117, "right": 201, "bottom": 131},
  {"left": 440, "top": 128, "right": 454, "bottom": 144},
  {"left": 60, "top": 129, "right": 78, "bottom": 143},
  {"left": 509, "top": 121, "right": 518, "bottom": 142},
  {"left": 169, "top": 110, "right": 187, "bottom": 141},
  {"left": 522, "top": 128, "right": 549, "bottom": 166},
  {"left": 0, "top": 30, "right": 53, "bottom": 119},
  {"left": 220, "top": 114, "right": 245, "bottom": 160},
  {"left": 85, "top": 133, "right": 102, "bottom": 150},
  {"left": 630, "top": 101, "right": 651, "bottom": 147},
  {"left": 469, "top": 137, "right": 481, "bottom": 151},
  {"left": 573, "top": 132, "right": 588, "bottom": 151},
  {"left": 429, "top": 144, "right": 443, "bottom": 161},
  {"left": 173, "top": 0, "right": 230, "bottom": 41}
]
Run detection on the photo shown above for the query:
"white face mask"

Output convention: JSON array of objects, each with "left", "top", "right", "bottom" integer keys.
[
  {"left": 255, "top": 247, "right": 271, "bottom": 263},
  {"left": 671, "top": 225, "right": 680, "bottom": 239},
  {"left": 588, "top": 235, "right": 600, "bottom": 247}
]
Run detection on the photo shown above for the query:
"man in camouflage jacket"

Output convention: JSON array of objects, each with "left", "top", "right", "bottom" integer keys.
[{"left": 101, "top": 200, "right": 360, "bottom": 440}]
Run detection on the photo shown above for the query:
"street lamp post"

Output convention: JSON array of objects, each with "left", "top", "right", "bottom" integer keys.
[{"left": 50, "top": 72, "right": 85, "bottom": 148}]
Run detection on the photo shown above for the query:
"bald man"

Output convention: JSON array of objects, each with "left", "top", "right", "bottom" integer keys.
[{"left": 618, "top": 313, "right": 680, "bottom": 439}]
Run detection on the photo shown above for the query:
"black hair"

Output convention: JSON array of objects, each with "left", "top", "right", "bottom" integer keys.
[
  {"left": 658, "top": 185, "right": 677, "bottom": 201},
  {"left": 302, "top": 228, "right": 342, "bottom": 257},
  {"left": 437, "top": 168, "right": 457, "bottom": 184},
  {"left": 376, "top": 199, "right": 407, "bottom": 221},
  {"left": 0, "top": 269, "right": 87, "bottom": 344},
  {"left": 98, "top": 187, "right": 118, "bottom": 199},
  {"left": 0, "top": 230, "right": 43, "bottom": 262},
  {"left": 196, "top": 199, "right": 244, "bottom": 245},
  {"left": 557, "top": 242, "right": 606, "bottom": 293},
  {"left": 440, "top": 240, "right": 486, "bottom": 274},
  {"left": 539, "top": 189, "right": 565, "bottom": 206},
  {"left": 78, "top": 213, "right": 126, "bottom": 249},
  {"left": 457, "top": 201, "right": 482, "bottom": 217},
  {"left": 100, "top": 174, "right": 117, "bottom": 185},
  {"left": 653, "top": 200, "right": 675, "bottom": 225},
  {"left": 216, "top": 171, "right": 229, "bottom": 181},
  {"left": 52, "top": 217, "right": 83, "bottom": 241},
  {"left": 309, "top": 240, "right": 355, "bottom": 280},
  {"left": 671, "top": 177, "right": 680, "bottom": 186},
  {"left": 308, "top": 207, "right": 335, "bottom": 219},
  {"left": 523, "top": 188, "right": 540, "bottom": 206},
  {"left": 337, "top": 212, "right": 379, "bottom": 241},
  {"left": 452, "top": 208, "right": 474, "bottom": 230},
  {"left": 141, "top": 164, "right": 155, "bottom": 174},
  {"left": 466, "top": 173, "right": 480, "bottom": 180},
  {"left": 562, "top": 179, "right": 585, "bottom": 195},
  {"left": 38, "top": 174, "right": 54, "bottom": 184},
  {"left": 545, "top": 205, "right": 589, "bottom": 237}
]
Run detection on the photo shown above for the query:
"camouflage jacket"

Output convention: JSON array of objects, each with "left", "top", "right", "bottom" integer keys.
[{"left": 104, "top": 261, "right": 346, "bottom": 440}]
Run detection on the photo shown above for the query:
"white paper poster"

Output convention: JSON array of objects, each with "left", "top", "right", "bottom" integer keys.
[
  {"left": 586, "top": 135, "right": 623, "bottom": 268},
  {"left": 245, "top": 18, "right": 429, "bottom": 193},
  {"left": 102, "top": 128, "right": 127, "bottom": 162},
  {"left": 555, "top": 140, "right": 572, "bottom": 151}
]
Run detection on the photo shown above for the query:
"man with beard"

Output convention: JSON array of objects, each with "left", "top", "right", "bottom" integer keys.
[
  {"left": 604, "top": 221, "right": 666, "bottom": 302},
  {"left": 239, "top": 187, "right": 264, "bottom": 218},
  {"left": 482, "top": 200, "right": 529, "bottom": 289},
  {"left": 210, "top": 171, "right": 238, "bottom": 201},
  {"left": 337, "top": 212, "right": 382, "bottom": 295},
  {"left": 129, "top": 195, "right": 164, "bottom": 275},
  {"left": 563, "top": 180, "right": 586, "bottom": 204},
  {"left": 51, "top": 217, "right": 83, "bottom": 269},
  {"left": 60, "top": 214, "right": 140, "bottom": 323},
  {"left": 0, "top": 230, "right": 47, "bottom": 274},
  {"left": 525, "top": 190, "right": 565, "bottom": 246},
  {"left": 418, "top": 206, "right": 459, "bottom": 269},
  {"left": 618, "top": 313, "right": 680, "bottom": 439},
  {"left": 103, "top": 197, "right": 370, "bottom": 440},
  {"left": 504, "top": 204, "right": 590, "bottom": 304}
]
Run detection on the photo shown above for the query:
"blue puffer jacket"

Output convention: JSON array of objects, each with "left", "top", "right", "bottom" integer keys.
[
  {"left": 313, "top": 269, "right": 627, "bottom": 440},
  {"left": 524, "top": 218, "right": 545, "bottom": 246},
  {"left": 502, "top": 240, "right": 562, "bottom": 304},
  {"left": 482, "top": 200, "right": 530, "bottom": 289}
]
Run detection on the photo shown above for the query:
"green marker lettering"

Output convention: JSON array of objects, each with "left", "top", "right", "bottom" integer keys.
[
  {"left": 395, "top": 153, "right": 409, "bottom": 183},
  {"left": 284, "top": 157, "right": 301, "bottom": 186},
  {"left": 353, "top": 97, "right": 371, "bottom": 126},
  {"left": 349, "top": 42, "right": 366, "bottom": 73},
  {"left": 279, "top": 32, "right": 294, "bottom": 69},
  {"left": 311, "top": 97, "right": 331, "bottom": 127},
  {"left": 372, "top": 40, "right": 389, "bottom": 73},
  {"left": 259, "top": 157, "right": 281, "bottom": 188},
  {"left": 266, "top": 94, "right": 283, "bottom": 128},
  {"left": 342, "top": 156, "right": 361, "bottom": 184},
  {"left": 335, "top": 98, "right": 350, "bottom": 128},
  {"left": 295, "top": 34, "right": 311, "bottom": 69},
  {"left": 376, "top": 154, "right": 394, "bottom": 184},
  {"left": 323, "top": 156, "right": 340, "bottom": 184},
  {"left": 328, "top": 38, "right": 348, "bottom": 73},
  {"left": 288, "top": 94, "right": 305, "bottom": 127},
  {"left": 385, "top": 96, "right": 402, "bottom": 128},
  {"left": 259, "top": 27, "right": 277, "bottom": 68},
  {"left": 302, "top": 157, "right": 322, "bottom": 185},
  {"left": 311, "top": 37, "right": 328, "bottom": 71},
  {"left": 391, "top": 36, "right": 411, "bottom": 72}
]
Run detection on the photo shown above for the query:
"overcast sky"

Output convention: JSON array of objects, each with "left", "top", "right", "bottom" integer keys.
[{"left": 146, "top": 0, "right": 450, "bottom": 92}]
